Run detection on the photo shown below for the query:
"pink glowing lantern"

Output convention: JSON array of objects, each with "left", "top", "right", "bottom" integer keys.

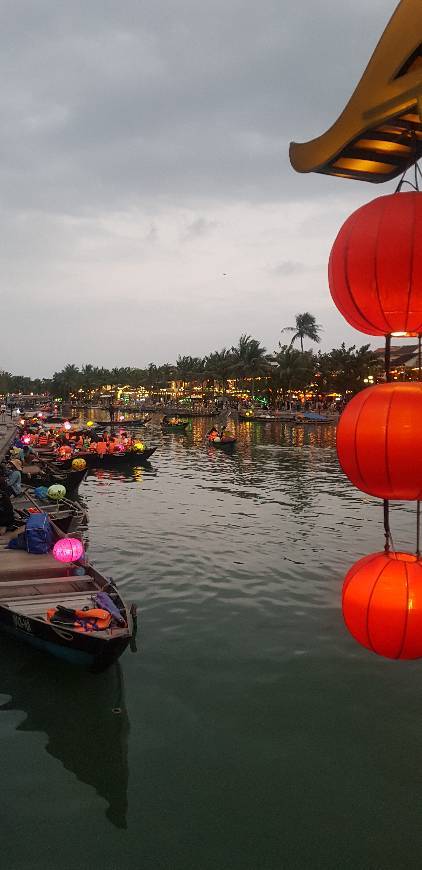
[
  {"left": 38, "top": 413, "right": 43, "bottom": 418},
  {"left": 53, "top": 537, "right": 84, "bottom": 563},
  {"left": 63, "top": 421, "right": 71, "bottom": 431},
  {"left": 22, "top": 435, "right": 31, "bottom": 445}
]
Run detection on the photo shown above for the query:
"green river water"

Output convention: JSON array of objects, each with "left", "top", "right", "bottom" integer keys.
[{"left": 1, "top": 418, "right": 421, "bottom": 870}]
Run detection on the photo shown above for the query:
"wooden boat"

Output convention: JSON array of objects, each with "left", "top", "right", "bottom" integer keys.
[
  {"left": 21, "top": 462, "right": 87, "bottom": 492},
  {"left": 0, "top": 527, "right": 134, "bottom": 670},
  {"left": 43, "top": 415, "right": 78, "bottom": 424},
  {"left": 285, "top": 412, "right": 330, "bottom": 425},
  {"left": 13, "top": 491, "right": 86, "bottom": 534},
  {"left": 107, "top": 417, "right": 151, "bottom": 427},
  {"left": 57, "top": 447, "right": 157, "bottom": 470},
  {"left": 238, "top": 412, "right": 280, "bottom": 422},
  {"left": 207, "top": 435, "right": 237, "bottom": 449}
]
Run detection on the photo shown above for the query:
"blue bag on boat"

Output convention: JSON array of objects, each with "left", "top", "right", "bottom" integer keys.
[{"left": 24, "top": 513, "right": 54, "bottom": 554}]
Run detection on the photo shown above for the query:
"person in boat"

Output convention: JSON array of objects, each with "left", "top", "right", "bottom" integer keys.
[
  {"left": 37, "top": 430, "right": 49, "bottom": 447},
  {"left": 0, "top": 473, "right": 18, "bottom": 532},
  {"left": 96, "top": 439, "right": 108, "bottom": 457},
  {"left": 22, "top": 444, "right": 35, "bottom": 465},
  {"left": 207, "top": 427, "right": 219, "bottom": 441},
  {"left": 5, "top": 460, "right": 23, "bottom": 496}
]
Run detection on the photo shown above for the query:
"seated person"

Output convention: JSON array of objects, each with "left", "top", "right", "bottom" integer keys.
[
  {"left": 6, "top": 460, "right": 23, "bottom": 496},
  {"left": 207, "top": 427, "right": 219, "bottom": 441}
]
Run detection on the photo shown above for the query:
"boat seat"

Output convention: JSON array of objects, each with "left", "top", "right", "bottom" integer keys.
[
  {"left": 0, "top": 574, "right": 93, "bottom": 591},
  {"left": 6, "top": 592, "right": 98, "bottom": 614},
  {"left": 0, "top": 551, "right": 70, "bottom": 581}
]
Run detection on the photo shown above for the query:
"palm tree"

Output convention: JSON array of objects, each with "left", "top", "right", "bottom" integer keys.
[
  {"left": 231, "top": 335, "right": 270, "bottom": 399},
  {"left": 271, "top": 345, "right": 315, "bottom": 403},
  {"left": 282, "top": 312, "right": 322, "bottom": 352},
  {"left": 175, "top": 356, "right": 205, "bottom": 397},
  {"left": 205, "top": 349, "right": 234, "bottom": 397},
  {"left": 317, "top": 344, "right": 381, "bottom": 395}
]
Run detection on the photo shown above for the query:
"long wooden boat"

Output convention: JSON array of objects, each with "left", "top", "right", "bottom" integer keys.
[
  {"left": 57, "top": 448, "right": 157, "bottom": 470},
  {"left": 22, "top": 462, "right": 87, "bottom": 492},
  {"left": 0, "top": 528, "right": 134, "bottom": 670},
  {"left": 285, "top": 412, "right": 330, "bottom": 425},
  {"left": 107, "top": 417, "right": 151, "bottom": 427},
  {"left": 238, "top": 412, "right": 281, "bottom": 422},
  {"left": 13, "top": 492, "right": 85, "bottom": 534}
]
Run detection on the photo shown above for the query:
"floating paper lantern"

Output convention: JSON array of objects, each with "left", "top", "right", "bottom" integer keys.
[
  {"left": 329, "top": 192, "right": 422, "bottom": 336},
  {"left": 48, "top": 484, "right": 66, "bottom": 501},
  {"left": 343, "top": 552, "right": 422, "bottom": 659},
  {"left": 336, "top": 383, "right": 422, "bottom": 500},
  {"left": 53, "top": 537, "right": 84, "bottom": 563},
  {"left": 72, "top": 458, "right": 87, "bottom": 471}
]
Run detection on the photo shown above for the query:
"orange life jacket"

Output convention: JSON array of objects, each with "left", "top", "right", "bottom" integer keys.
[{"left": 47, "top": 607, "right": 112, "bottom": 632}]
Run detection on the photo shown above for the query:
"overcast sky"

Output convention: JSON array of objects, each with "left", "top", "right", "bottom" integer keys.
[{"left": 0, "top": 0, "right": 399, "bottom": 377}]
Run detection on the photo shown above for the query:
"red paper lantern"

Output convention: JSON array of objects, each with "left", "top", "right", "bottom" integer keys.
[
  {"left": 343, "top": 552, "right": 422, "bottom": 659},
  {"left": 336, "top": 383, "right": 422, "bottom": 500},
  {"left": 329, "top": 192, "right": 422, "bottom": 336}
]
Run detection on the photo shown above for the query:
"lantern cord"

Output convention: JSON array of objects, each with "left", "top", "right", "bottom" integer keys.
[
  {"left": 418, "top": 335, "right": 422, "bottom": 382},
  {"left": 383, "top": 500, "right": 391, "bottom": 554},
  {"left": 385, "top": 335, "right": 392, "bottom": 383},
  {"left": 417, "top": 502, "right": 421, "bottom": 560},
  {"left": 395, "top": 139, "right": 421, "bottom": 192}
]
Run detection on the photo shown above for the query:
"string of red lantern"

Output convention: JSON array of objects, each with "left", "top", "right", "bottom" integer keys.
[{"left": 329, "top": 184, "right": 422, "bottom": 660}]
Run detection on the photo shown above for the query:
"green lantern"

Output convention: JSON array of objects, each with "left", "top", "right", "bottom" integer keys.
[{"left": 48, "top": 484, "right": 66, "bottom": 501}]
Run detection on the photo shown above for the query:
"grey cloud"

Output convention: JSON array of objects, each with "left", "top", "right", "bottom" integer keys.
[{"left": 0, "top": 0, "right": 398, "bottom": 374}]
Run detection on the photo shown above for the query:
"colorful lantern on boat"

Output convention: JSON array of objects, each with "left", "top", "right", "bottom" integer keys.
[
  {"left": 343, "top": 552, "right": 422, "bottom": 659},
  {"left": 336, "top": 383, "right": 422, "bottom": 500},
  {"left": 86, "top": 420, "right": 94, "bottom": 428},
  {"left": 63, "top": 421, "right": 71, "bottom": 431},
  {"left": 34, "top": 486, "right": 49, "bottom": 500},
  {"left": 133, "top": 441, "right": 145, "bottom": 452},
  {"left": 329, "top": 192, "right": 422, "bottom": 336},
  {"left": 72, "top": 458, "right": 87, "bottom": 471},
  {"left": 53, "top": 537, "right": 84, "bottom": 563},
  {"left": 47, "top": 484, "right": 66, "bottom": 501},
  {"left": 22, "top": 435, "right": 31, "bottom": 445}
]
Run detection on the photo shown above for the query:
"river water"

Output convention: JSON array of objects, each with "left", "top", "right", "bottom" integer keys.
[{"left": 1, "top": 418, "right": 422, "bottom": 870}]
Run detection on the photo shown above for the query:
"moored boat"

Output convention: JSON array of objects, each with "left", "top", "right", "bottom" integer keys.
[
  {"left": 56, "top": 447, "right": 157, "bottom": 470},
  {"left": 0, "top": 526, "right": 134, "bottom": 670},
  {"left": 13, "top": 491, "right": 85, "bottom": 534}
]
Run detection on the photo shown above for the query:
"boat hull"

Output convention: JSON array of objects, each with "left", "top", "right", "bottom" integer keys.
[
  {"left": 0, "top": 604, "right": 131, "bottom": 671},
  {"left": 57, "top": 448, "right": 157, "bottom": 470}
]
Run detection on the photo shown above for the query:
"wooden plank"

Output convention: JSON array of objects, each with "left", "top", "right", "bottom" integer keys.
[{"left": 0, "top": 575, "right": 93, "bottom": 590}]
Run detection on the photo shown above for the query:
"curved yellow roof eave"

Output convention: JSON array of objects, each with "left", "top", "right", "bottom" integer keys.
[{"left": 289, "top": 0, "right": 422, "bottom": 182}]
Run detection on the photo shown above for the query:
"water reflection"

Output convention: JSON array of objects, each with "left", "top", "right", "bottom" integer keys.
[{"left": 0, "top": 639, "right": 129, "bottom": 829}]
